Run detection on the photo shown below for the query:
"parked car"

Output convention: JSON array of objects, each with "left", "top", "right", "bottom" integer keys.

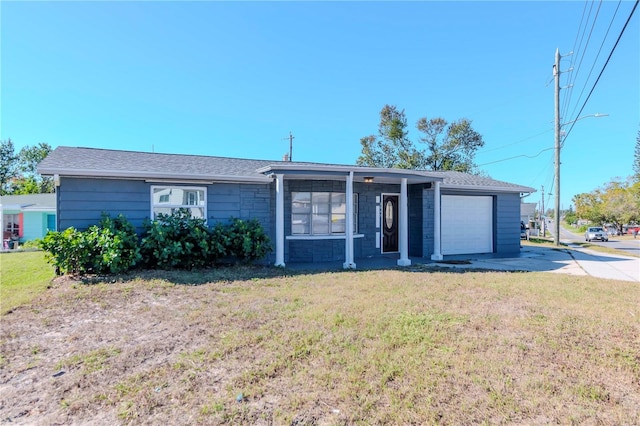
[
  {"left": 520, "top": 222, "right": 528, "bottom": 240},
  {"left": 585, "top": 227, "right": 608, "bottom": 242}
]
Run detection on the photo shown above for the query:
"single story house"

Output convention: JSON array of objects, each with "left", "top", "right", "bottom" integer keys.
[
  {"left": 520, "top": 202, "right": 537, "bottom": 224},
  {"left": 1, "top": 193, "right": 57, "bottom": 248},
  {"left": 38, "top": 146, "right": 535, "bottom": 268}
]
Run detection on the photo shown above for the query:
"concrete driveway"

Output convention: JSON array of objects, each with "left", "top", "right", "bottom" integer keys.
[{"left": 439, "top": 244, "right": 640, "bottom": 283}]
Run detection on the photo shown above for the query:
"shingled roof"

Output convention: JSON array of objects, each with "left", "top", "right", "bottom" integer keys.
[
  {"left": 38, "top": 146, "right": 279, "bottom": 183},
  {"left": 38, "top": 146, "right": 535, "bottom": 193},
  {"left": 431, "top": 170, "right": 535, "bottom": 192}
]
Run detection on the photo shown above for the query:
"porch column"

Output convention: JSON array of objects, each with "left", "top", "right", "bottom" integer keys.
[
  {"left": 275, "top": 174, "right": 285, "bottom": 267},
  {"left": 397, "top": 177, "right": 411, "bottom": 266},
  {"left": 343, "top": 171, "right": 356, "bottom": 269},
  {"left": 431, "top": 181, "right": 443, "bottom": 260}
]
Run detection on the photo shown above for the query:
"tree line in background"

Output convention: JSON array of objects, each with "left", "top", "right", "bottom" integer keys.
[
  {"left": 0, "top": 139, "right": 54, "bottom": 195},
  {"left": 567, "top": 130, "right": 640, "bottom": 231}
]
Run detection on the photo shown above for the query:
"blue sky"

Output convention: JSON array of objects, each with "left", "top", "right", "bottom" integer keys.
[{"left": 2, "top": 1, "right": 638, "bottom": 209}]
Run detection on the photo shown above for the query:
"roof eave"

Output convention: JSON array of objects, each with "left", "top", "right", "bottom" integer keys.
[
  {"left": 257, "top": 164, "right": 445, "bottom": 181},
  {"left": 441, "top": 183, "right": 536, "bottom": 194},
  {"left": 37, "top": 168, "right": 273, "bottom": 184}
]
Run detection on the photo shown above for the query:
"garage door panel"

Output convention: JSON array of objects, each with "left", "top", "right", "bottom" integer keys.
[{"left": 442, "top": 195, "right": 492, "bottom": 255}]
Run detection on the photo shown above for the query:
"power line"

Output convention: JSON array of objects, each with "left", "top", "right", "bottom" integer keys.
[
  {"left": 566, "top": 0, "right": 622, "bottom": 125},
  {"left": 480, "top": 128, "right": 553, "bottom": 154},
  {"left": 563, "top": 0, "right": 639, "bottom": 144},
  {"left": 478, "top": 146, "right": 554, "bottom": 166},
  {"left": 561, "top": 0, "right": 595, "bottom": 120}
]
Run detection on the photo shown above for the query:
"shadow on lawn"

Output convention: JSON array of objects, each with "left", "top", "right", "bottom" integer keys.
[{"left": 71, "top": 260, "right": 528, "bottom": 287}]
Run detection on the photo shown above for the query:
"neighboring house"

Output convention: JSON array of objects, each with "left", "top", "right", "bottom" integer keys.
[
  {"left": 520, "top": 202, "right": 536, "bottom": 224},
  {"left": 38, "top": 147, "right": 535, "bottom": 268},
  {"left": 520, "top": 202, "right": 539, "bottom": 237},
  {"left": 1, "top": 193, "right": 56, "bottom": 247}
]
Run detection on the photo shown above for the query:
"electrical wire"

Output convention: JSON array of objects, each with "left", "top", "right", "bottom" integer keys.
[
  {"left": 477, "top": 146, "right": 554, "bottom": 166},
  {"left": 562, "top": 0, "right": 601, "bottom": 121},
  {"left": 566, "top": 0, "right": 622, "bottom": 126},
  {"left": 480, "top": 128, "right": 553, "bottom": 154},
  {"left": 562, "top": 0, "right": 639, "bottom": 144},
  {"left": 561, "top": 0, "right": 592, "bottom": 120}
]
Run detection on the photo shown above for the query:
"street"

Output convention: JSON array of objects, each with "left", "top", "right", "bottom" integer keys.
[{"left": 547, "top": 220, "right": 640, "bottom": 257}]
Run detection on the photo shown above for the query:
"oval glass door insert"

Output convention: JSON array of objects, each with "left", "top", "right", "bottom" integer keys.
[{"left": 385, "top": 200, "right": 394, "bottom": 229}]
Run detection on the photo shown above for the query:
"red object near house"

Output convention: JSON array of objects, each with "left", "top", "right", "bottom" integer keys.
[{"left": 626, "top": 225, "right": 640, "bottom": 235}]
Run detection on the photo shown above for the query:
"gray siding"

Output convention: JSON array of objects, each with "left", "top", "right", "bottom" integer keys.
[
  {"left": 57, "top": 177, "right": 274, "bottom": 242},
  {"left": 58, "top": 177, "right": 150, "bottom": 232},
  {"left": 409, "top": 185, "right": 424, "bottom": 257},
  {"left": 57, "top": 176, "right": 524, "bottom": 265},
  {"left": 494, "top": 192, "right": 522, "bottom": 254},
  {"left": 207, "top": 184, "right": 272, "bottom": 226},
  {"left": 422, "top": 189, "right": 436, "bottom": 258}
]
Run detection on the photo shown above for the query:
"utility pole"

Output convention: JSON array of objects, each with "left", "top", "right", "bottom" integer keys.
[
  {"left": 541, "top": 185, "right": 545, "bottom": 237},
  {"left": 553, "top": 48, "right": 561, "bottom": 246},
  {"left": 287, "top": 131, "right": 294, "bottom": 162}
]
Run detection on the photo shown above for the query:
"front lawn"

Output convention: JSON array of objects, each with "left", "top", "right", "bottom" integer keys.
[
  {"left": 0, "top": 250, "right": 56, "bottom": 314},
  {"left": 1, "top": 259, "right": 638, "bottom": 424}
]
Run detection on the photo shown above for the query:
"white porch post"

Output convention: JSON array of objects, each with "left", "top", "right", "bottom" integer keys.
[
  {"left": 397, "top": 177, "right": 411, "bottom": 266},
  {"left": 275, "top": 174, "right": 285, "bottom": 267},
  {"left": 431, "top": 181, "right": 443, "bottom": 261},
  {"left": 343, "top": 171, "right": 356, "bottom": 269}
]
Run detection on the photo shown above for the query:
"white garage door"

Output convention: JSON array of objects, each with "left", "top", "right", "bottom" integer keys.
[{"left": 441, "top": 195, "right": 493, "bottom": 255}]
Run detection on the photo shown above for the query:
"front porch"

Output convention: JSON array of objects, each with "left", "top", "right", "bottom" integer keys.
[{"left": 257, "top": 163, "right": 446, "bottom": 270}]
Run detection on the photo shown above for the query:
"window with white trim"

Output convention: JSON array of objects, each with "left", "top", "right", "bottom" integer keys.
[
  {"left": 3, "top": 214, "right": 19, "bottom": 237},
  {"left": 292, "top": 192, "right": 358, "bottom": 235},
  {"left": 151, "top": 186, "right": 206, "bottom": 219}
]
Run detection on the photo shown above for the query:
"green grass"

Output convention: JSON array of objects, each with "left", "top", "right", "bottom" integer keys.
[
  {"left": 0, "top": 250, "right": 56, "bottom": 314},
  {"left": 2, "top": 253, "right": 640, "bottom": 424}
]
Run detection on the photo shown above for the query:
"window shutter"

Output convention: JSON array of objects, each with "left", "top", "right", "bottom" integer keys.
[{"left": 18, "top": 213, "right": 24, "bottom": 237}]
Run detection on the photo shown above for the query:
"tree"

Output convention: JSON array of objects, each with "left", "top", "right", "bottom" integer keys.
[
  {"left": 357, "top": 105, "right": 485, "bottom": 173},
  {"left": 417, "top": 117, "right": 484, "bottom": 173},
  {"left": 0, "top": 140, "right": 54, "bottom": 195},
  {"left": 634, "top": 130, "right": 640, "bottom": 182},
  {"left": 600, "top": 179, "right": 639, "bottom": 232},
  {"left": 15, "top": 143, "right": 54, "bottom": 193},
  {"left": 0, "top": 139, "right": 18, "bottom": 195},
  {"left": 573, "top": 178, "right": 640, "bottom": 231},
  {"left": 357, "top": 105, "right": 423, "bottom": 169},
  {"left": 18, "top": 143, "right": 52, "bottom": 176},
  {"left": 573, "top": 191, "right": 605, "bottom": 224}
]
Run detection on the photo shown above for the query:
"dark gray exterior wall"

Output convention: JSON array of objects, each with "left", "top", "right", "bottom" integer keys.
[
  {"left": 409, "top": 184, "right": 424, "bottom": 257},
  {"left": 57, "top": 176, "right": 523, "bottom": 265},
  {"left": 494, "top": 192, "right": 522, "bottom": 254},
  {"left": 422, "top": 189, "right": 436, "bottom": 258},
  {"left": 57, "top": 176, "right": 273, "bottom": 236},
  {"left": 283, "top": 180, "right": 421, "bottom": 263},
  {"left": 57, "top": 177, "right": 151, "bottom": 232}
]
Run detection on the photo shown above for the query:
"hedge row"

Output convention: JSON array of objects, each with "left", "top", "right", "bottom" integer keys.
[{"left": 39, "top": 210, "right": 272, "bottom": 275}]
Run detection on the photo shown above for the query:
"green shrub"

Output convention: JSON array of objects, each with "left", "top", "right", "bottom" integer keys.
[
  {"left": 226, "top": 217, "right": 272, "bottom": 263},
  {"left": 90, "top": 214, "right": 142, "bottom": 274},
  {"left": 39, "top": 214, "right": 141, "bottom": 275},
  {"left": 140, "top": 209, "right": 225, "bottom": 270},
  {"left": 40, "top": 211, "right": 272, "bottom": 274},
  {"left": 40, "top": 227, "right": 89, "bottom": 274}
]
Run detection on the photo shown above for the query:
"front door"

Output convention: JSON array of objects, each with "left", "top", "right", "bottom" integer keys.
[{"left": 382, "top": 194, "right": 399, "bottom": 253}]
